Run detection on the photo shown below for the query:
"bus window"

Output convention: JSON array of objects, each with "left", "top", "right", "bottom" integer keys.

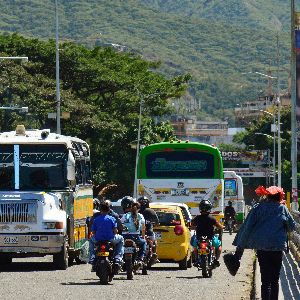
[
  {"left": 75, "top": 160, "right": 83, "bottom": 184},
  {"left": 85, "top": 161, "right": 92, "bottom": 183},
  {"left": 145, "top": 151, "right": 215, "bottom": 179}
]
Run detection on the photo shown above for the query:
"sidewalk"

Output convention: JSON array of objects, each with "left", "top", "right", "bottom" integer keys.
[{"left": 254, "top": 252, "right": 300, "bottom": 299}]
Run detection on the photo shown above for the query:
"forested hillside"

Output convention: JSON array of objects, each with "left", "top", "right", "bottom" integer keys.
[
  {"left": 141, "top": 0, "right": 289, "bottom": 30},
  {"left": 0, "top": 0, "right": 291, "bottom": 123}
]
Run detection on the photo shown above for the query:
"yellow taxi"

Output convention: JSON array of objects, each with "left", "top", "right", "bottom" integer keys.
[{"left": 150, "top": 203, "right": 193, "bottom": 269}]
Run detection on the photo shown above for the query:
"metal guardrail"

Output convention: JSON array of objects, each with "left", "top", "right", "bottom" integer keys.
[{"left": 290, "top": 210, "right": 300, "bottom": 263}]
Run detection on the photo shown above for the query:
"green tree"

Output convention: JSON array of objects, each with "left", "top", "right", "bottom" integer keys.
[{"left": 0, "top": 34, "right": 190, "bottom": 195}]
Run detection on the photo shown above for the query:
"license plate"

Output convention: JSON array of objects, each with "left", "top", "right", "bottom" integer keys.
[
  {"left": 155, "top": 232, "right": 162, "bottom": 239},
  {"left": 198, "top": 249, "right": 208, "bottom": 255},
  {"left": 124, "top": 247, "right": 135, "bottom": 253},
  {"left": 96, "top": 251, "right": 109, "bottom": 256},
  {"left": 171, "top": 188, "right": 189, "bottom": 196},
  {"left": 3, "top": 236, "right": 18, "bottom": 244}
]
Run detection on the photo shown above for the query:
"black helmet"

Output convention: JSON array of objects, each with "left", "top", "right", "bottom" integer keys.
[
  {"left": 137, "top": 196, "right": 150, "bottom": 209},
  {"left": 121, "top": 196, "right": 134, "bottom": 211},
  {"left": 228, "top": 201, "right": 233, "bottom": 206},
  {"left": 199, "top": 200, "right": 212, "bottom": 213}
]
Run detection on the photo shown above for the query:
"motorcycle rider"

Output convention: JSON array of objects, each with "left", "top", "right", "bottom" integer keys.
[
  {"left": 104, "top": 199, "right": 123, "bottom": 234},
  {"left": 137, "top": 196, "right": 160, "bottom": 265},
  {"left": 89, "top": 201, "right": 124, "bottom": 270},
  {"left": 224, "top": 201, "right": 236, "bottom": 230},
  {"left": 191, "top": 199, "right": 223, "bottom": 267},
  {"left": 120, "top": 196, "right": 147, "bottom": 264}
]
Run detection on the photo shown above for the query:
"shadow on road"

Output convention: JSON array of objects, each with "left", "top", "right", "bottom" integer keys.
[
  {"left": 0, "top": 262, "right": 59, "bottom": 272},
  {"left": 176, "top": 275, "right": 203, "bottom": 280},
  {"left": 148, "top": 266, "right": 181, "bottom": 272},
  {"left": 61, "top": 281, "right": 112, "bottom": 286},
  {"left": 280, "top": 253, "right": 300, "bottom": 300}
]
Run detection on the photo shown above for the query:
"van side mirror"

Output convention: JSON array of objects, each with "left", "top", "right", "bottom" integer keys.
[{"left": 67, "top": 151, "right": 76, "bottom": 181}]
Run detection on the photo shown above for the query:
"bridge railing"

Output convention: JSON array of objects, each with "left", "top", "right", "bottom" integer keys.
[{"left": 290, "top": 210, "right": 300, "bottom": 263}]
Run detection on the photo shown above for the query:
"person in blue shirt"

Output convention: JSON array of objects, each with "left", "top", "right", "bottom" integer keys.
[
  {"left": 120, "top": 196, "right": 146, "bottom": 262},
  {"left": 89, "top": 202, "right": 124, "bottom": 269},
  {"left": 224, "top": 185, "right": 295, "bottom": 300}
]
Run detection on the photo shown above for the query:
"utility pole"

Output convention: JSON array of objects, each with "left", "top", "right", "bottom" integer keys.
[
  {"left": 291, "top": 0, "right": 298, "bottom": 205},
  {"left": 133, "top": 93, "right": 143, "bottom": 199},
  {"left": 55, "top": 0, "right": 61, "bottom": 135},
  {"left": 276, "top": 33, "right": 282, "bottom": 187}
]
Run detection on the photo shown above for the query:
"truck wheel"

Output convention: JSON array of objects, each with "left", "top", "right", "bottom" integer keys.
[
  {"left": 0, "top": 254, "right": 12, "bottom": 265},
  {"left": 53, "top": 241, "right": 69, "bottom": 270}
]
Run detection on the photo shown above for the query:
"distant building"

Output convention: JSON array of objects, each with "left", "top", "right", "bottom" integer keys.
[
  {"left": 235, "top": 93, "right": 290, "bottom": 127},
  {"left": 171, "top": 116, "right": 245, "bottom": 146}
]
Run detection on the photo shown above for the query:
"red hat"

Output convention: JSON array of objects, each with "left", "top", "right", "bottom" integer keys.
[{"left": 255, "top": 185, "right": 285, "bottom": 201}]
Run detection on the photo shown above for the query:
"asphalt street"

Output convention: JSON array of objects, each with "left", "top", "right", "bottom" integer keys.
[{"left": 0, "top": 233, "right": 254, "bottom": 300}]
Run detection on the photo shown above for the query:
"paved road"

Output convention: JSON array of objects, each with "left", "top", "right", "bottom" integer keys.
[{"left": 0, "top": 233, "right": 254, "bottom": 300}]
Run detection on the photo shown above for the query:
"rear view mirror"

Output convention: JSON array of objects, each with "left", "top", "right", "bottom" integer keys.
[{"left": 67, "top": 151, "right": 75, "bottom": 181}]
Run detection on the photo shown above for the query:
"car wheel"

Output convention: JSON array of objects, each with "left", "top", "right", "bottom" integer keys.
[{"left": 178, "top": 256, "right": 188, "bottom": 270}]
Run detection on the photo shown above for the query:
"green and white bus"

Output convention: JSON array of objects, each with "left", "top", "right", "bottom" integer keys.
[
  {"left": 137, "top": 141, "right": 224, "bottom": 222},
  {"left": 224, "top": 171, "right": 245, "bottom": 223}
]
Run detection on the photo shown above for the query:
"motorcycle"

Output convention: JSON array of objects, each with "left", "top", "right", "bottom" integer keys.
[
  {"left": 193, "top": 236, "right": 216, "bottom": 278},
  {"left": 122, "top": 234, "right": 144, "bottom": 280},
  {"left": 225, "top": 216, "right": 235, "bottom": 235},
  {"left": 94, "top": 241, "right": 119, "bottom": 284},
  {"left": 144, "top": 236, "right": 156, "bottom": 272}
]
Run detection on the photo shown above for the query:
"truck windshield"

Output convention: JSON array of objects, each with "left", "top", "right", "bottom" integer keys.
[
  {"left": 0, "top": 145, "right": 14, "bottom": 190},
  {"left": 0, "top": 144, "right": 68, "bottom": 191}
]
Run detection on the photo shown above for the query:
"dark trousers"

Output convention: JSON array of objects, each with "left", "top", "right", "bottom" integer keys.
[{"left": 257, "top": 250, "right": 283, "bottom": 300}]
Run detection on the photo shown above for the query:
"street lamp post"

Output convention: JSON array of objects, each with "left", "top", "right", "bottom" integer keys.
[
  {"left": 133, "top": 93, "right": 143, "bottom": 199},
  {"left": 0, "top": 57, "right": 28, "bottom": 63},
  {"left": 0, "top": 56, "right": 29, "bottom": 129},
  {"left": 55, "top": 0, "right": 61, "bottom": 135},
  {"left": 255, "top": 133, "right": 276, "bottom": 184},
  {"left": 250, "top": 109, "right": 277, "bottom": 185},
  {"left": 133, "top": 91, "right": 161, "bottom": 198},
  {"left": 243, "top": 70, "right": 281, "bottom": 186},
  {"left": 0, "top": 107, "right": 28, "bottom": 112}
]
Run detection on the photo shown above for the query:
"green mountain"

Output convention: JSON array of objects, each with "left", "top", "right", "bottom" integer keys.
[
  {"left": 140, "top": 0, "right": 289, "bottom": 30},
  {"left": 0, "top": 0, "right": 291, "bottom": 123}
]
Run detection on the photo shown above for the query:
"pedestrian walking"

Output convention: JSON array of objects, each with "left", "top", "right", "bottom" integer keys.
[{"left": 224, "top": 185, "right": 296, "bottom": 300}]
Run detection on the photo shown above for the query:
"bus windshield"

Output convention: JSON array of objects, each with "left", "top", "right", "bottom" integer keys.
[
  {"left": 0, "top": 144, "right": 68, "bottom": 191},
  {"left": 145, "top": 151, "right": 215, "bottom": 179}
]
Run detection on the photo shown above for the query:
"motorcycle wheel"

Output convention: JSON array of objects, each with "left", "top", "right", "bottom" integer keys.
[
  {"left": 187, "top": 254, "right": 192, "bottom": 268},
  {"left": 142, "top": 264, "right": 148, "bottom": 275},
  {"left": 202, "top": 257, "right": 212, "bottom": 278},
  {"left": 125, "top": 260, "right": 133, "bottom": 280},
  {"left": 98, "top": 261, "right": 110, "bottom": 285}
]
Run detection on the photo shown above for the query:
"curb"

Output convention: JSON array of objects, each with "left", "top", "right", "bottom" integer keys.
[
  {"left": 289, "top": 240, "right": 300, "bottom": 265},
  {"left": 254, "top": 257, "right": 260, "bottom": 300},
  {"left": 250, "top": 253, "right": 257, "bottom": 300}
]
